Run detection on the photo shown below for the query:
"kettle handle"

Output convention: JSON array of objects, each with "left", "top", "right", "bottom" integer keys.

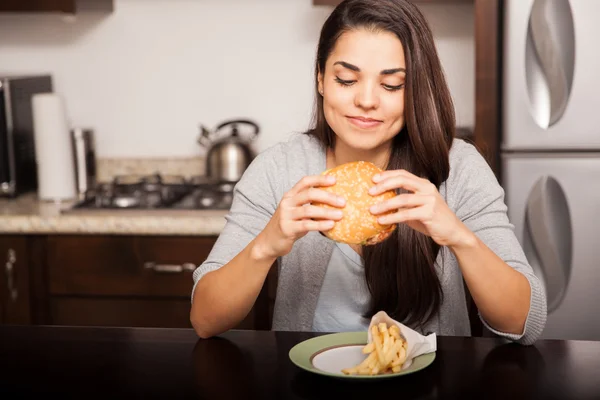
[
  {"left": 216, "top": 119, "right": 259, "bottom": 139},
  {"left": 197, "top": 125, "right": 213, "bottom": 147}
]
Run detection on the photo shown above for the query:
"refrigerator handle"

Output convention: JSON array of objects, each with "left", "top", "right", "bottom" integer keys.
[
  {"left": 524, "top": 176, "right": 573, "bottom": 313},
  {"left": 526, "top": 0, "right": 575, "bottom": 128}
]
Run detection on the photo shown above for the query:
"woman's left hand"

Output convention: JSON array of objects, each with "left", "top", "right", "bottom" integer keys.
[{"left": 368, "top": 169, "right": 475, "bottom": 248}]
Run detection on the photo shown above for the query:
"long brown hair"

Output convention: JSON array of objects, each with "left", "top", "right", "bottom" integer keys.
[{"left": 308, "top": 0, "right": 455, "bottom": 328}]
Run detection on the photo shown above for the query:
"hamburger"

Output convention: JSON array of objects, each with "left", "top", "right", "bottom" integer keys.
[{"left": 316, "top": 161, "right": 397, "bottom": 245}]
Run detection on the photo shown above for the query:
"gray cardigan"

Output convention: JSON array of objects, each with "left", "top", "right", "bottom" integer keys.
[{"left": 192, "top": 133, "right": 547, "bottom": 345}]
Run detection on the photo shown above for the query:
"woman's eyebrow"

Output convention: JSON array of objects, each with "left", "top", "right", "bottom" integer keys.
[
  {"left": 334, "top": 61, "right": 360, "bottom": 71},
  {"left": 333, "top": 61, "right": 406, "bottom": 75},
  {"left": 381, "top": 67, "right": 405, "bottom": 75}
]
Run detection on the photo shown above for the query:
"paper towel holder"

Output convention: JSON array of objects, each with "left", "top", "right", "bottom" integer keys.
[{"left": 31, "top": 92, "right": 77, "bottom": 202}]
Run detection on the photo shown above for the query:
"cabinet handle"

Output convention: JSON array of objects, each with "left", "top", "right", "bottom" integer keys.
[
  {"left": 5, "top": 249, "right": 17, "bottom": 301},
  {"left": 143, "top": 262, "right": 196, "bottom": 273}
]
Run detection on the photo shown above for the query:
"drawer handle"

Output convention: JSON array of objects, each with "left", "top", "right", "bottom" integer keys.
[
  {"left": 5, "top": 248, "right": 18, "bottom": 301},
  {"left": 144, "top": 262, "right": 196, "bottom": 273}
]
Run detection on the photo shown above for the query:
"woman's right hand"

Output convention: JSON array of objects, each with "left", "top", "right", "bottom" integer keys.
[{"left": 254, "top": 174, "right": 346, "bottom": 259}]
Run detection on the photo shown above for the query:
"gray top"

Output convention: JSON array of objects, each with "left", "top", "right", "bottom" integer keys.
[
  {"left": 192, "top": 133, "right": 547, "bottom": 345},
  {"left": 312, "top": 243, "right": 371, "bottom": 332}
]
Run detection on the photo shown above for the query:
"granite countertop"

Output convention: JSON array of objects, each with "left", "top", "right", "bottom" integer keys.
[{"left": 0, "top": 194, "right": 227, "bottom": 235}]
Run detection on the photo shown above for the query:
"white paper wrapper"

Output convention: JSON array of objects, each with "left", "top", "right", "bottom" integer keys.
[{"left": 367, "top": 311, "right": 437, "bottom": 370}]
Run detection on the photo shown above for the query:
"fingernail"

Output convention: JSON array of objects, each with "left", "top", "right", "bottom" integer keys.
[
  {"left": 368, "top": 186, "right": 377, "bottom": 195},
  {"left": 372, "top": 174, "right": 381, "bottom": 182},
  {"left": 327, "top": 175, "right": 335, "bottom": 183},
  {"left": 337, "top": 197, "right": 346, "bottom": 206},
  {"left": 333, "top": 210, "right": 343, "bottom": 219},
  {"left": 370, "top": 205, "right": 378, "bottom": 214}
]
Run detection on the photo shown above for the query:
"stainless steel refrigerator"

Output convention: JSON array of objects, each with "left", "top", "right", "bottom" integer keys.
[{"left": 502, "top": 0, "right": 600, "bottom": 341}]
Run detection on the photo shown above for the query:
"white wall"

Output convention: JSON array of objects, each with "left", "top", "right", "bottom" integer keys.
[{"left": 0, "top": 0, "right": 473, "bottom": 158}]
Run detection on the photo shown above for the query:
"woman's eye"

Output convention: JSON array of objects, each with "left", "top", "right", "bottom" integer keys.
[
  {"left": 334, "top": 77, "right": 404, "bottom": 91},
  {"left": 335, "top": 77, "right": 355, "bottom": 86},
  {"left": 383, "top": 84, "right": 405, "bottom": 92}
]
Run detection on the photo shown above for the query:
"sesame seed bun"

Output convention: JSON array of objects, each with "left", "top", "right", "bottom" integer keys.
[{"left": 316, "top": 161, "right": 397, "bottom": 246}]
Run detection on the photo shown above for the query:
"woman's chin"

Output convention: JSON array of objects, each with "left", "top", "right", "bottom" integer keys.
[{"left": 339, "top": 133, "right": 392, "bottom": 152}]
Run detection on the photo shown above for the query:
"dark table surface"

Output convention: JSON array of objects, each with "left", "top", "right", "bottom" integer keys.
[{"left": 1, "top": 325, "right": 600, "bottom": 400}]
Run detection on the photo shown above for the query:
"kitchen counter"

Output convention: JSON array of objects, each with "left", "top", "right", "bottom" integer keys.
[
  {"left": 0, "top": 193, "right": 227, "bottom": 235},
  {"left": 2, "top": 325, "right": 600, "bottom": 399}
]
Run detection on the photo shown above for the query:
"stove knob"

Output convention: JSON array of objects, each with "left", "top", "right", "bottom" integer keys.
[{"left": 199, "top": 196, "right": 216, "bottom": 208}]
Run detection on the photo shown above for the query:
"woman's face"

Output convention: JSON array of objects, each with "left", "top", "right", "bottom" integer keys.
[{"left": 318, "top": 28, "right": 407, "bottom": 154}]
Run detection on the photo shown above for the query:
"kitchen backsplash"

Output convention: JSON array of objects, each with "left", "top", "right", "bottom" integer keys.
[
  {"left": 0, "top": 0, "right": 474, "bottom": 159},
  {"left": 96, "top": 157, "right": 205, "bottom": 182}
]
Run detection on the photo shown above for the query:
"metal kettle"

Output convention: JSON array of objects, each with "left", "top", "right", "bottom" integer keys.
[{"left": 197, "top": 119, "right": 259, "bottom": 182}]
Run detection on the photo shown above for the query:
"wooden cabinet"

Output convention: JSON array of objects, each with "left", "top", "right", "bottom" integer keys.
[
  {"left": 46, "top": 235, "right": 198, "bottom": 329},
  {"left": 0, "top": 234, "right": 276, "bottom": 331},
  {"left": 0, "top": 236, "right": 31, "bottom": 325},
  {"left": 46, "top": 236, "right": 211, "bottom": 298},
  {"left": 0, "top": 0, "right": 113, "bottom": 13},
  {"left": 44, "top": 235, "right": 273, "bottom": 330}
]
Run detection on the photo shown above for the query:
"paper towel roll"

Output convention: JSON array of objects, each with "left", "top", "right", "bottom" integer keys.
[{"left": 32, "top": 93, "right": 76, "bottom": 201}]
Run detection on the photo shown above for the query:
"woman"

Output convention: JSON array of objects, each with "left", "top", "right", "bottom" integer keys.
[{"left": 190, "top": 0, "right": 547, "bottom": 344}]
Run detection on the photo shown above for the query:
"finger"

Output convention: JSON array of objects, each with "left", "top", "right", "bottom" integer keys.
[
  {"left": 369, "top": 194, "right": 430, "bottom": 215},
  {"left": 372, "top": 168, "right": 420, "bottom": 183},
  {"left": 292, "top": 219, "right": 335, "bottom": 234},
  {"left": 369, "top": 174, "right": 433, "bottom": 196},
  {"left": 287, "top": 175, "right": 336, "bottom": 197},
  {"left": 294, "top": 187, "right": 346, "bottom": 208},
  {"left": 290, "top": 205, "right": 344, "bottom": 221},
  {"left": 376, "top": 206, "right": 430, "bottom": 225}
]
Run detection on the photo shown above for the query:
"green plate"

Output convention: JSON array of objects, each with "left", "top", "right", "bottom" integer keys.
[{"left": 289, "top": 331, "right": 436, "bottom": 380}]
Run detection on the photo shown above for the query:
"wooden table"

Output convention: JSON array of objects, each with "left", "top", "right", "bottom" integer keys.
[{"left": 1, "top": 325, "right": 600, "bottom": 399}]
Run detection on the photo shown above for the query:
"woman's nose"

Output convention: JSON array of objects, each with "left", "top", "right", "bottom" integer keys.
[{"left": 354, "top": 83, "right": 379, "bottom": 110}]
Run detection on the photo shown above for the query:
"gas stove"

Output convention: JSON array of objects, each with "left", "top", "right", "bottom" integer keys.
[{"left": 65, "top": 174, "right": 235, "bottom": 212}]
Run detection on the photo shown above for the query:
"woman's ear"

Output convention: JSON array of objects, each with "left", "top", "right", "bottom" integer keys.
[{"left": 317, "top": 71, "right": 324, "bottom": 95}]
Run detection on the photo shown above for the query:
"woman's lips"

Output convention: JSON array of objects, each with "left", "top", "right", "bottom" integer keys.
[{"left": 347, "top": 116, "right": 383, "bottom": 129}]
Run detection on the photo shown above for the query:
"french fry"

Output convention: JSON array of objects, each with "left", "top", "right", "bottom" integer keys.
[
  {"left": 400, "top": 345, "right": 408, "bottom": 363},
  {"left": 372, "top": 325, "right": 385, "bottom": 365},
  {"left": 382, "top": 333, "right": 390, "bottom": 354},
  {"left": 392, "top": 346, "right": 407, "bottom": 367},
  {"left": 341, "top": 366, "right": 357, "bottom": 375},
  {"left": 381, "top": 324, "right": 390, "bottom": 352},
  {"left": 389, "top": 325, "right": 401, "bottom": 340},
  {"left": 360, "top": 351, "right": 377, "bottom": 368},
  {"left": 367, "top": 352, "right": 378, "bottom": 369},
  {"left": 342, "top": 351, "right": 376, "bottom": 375},
  {"left": 362, "top": 342, "right": 374, "bottom": 354},
  {"left": 385, "top": 339, "right": 401, "bottom": 365},
  {"left": 342, "top": 322, "right": 408, "bottom": 376}
]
